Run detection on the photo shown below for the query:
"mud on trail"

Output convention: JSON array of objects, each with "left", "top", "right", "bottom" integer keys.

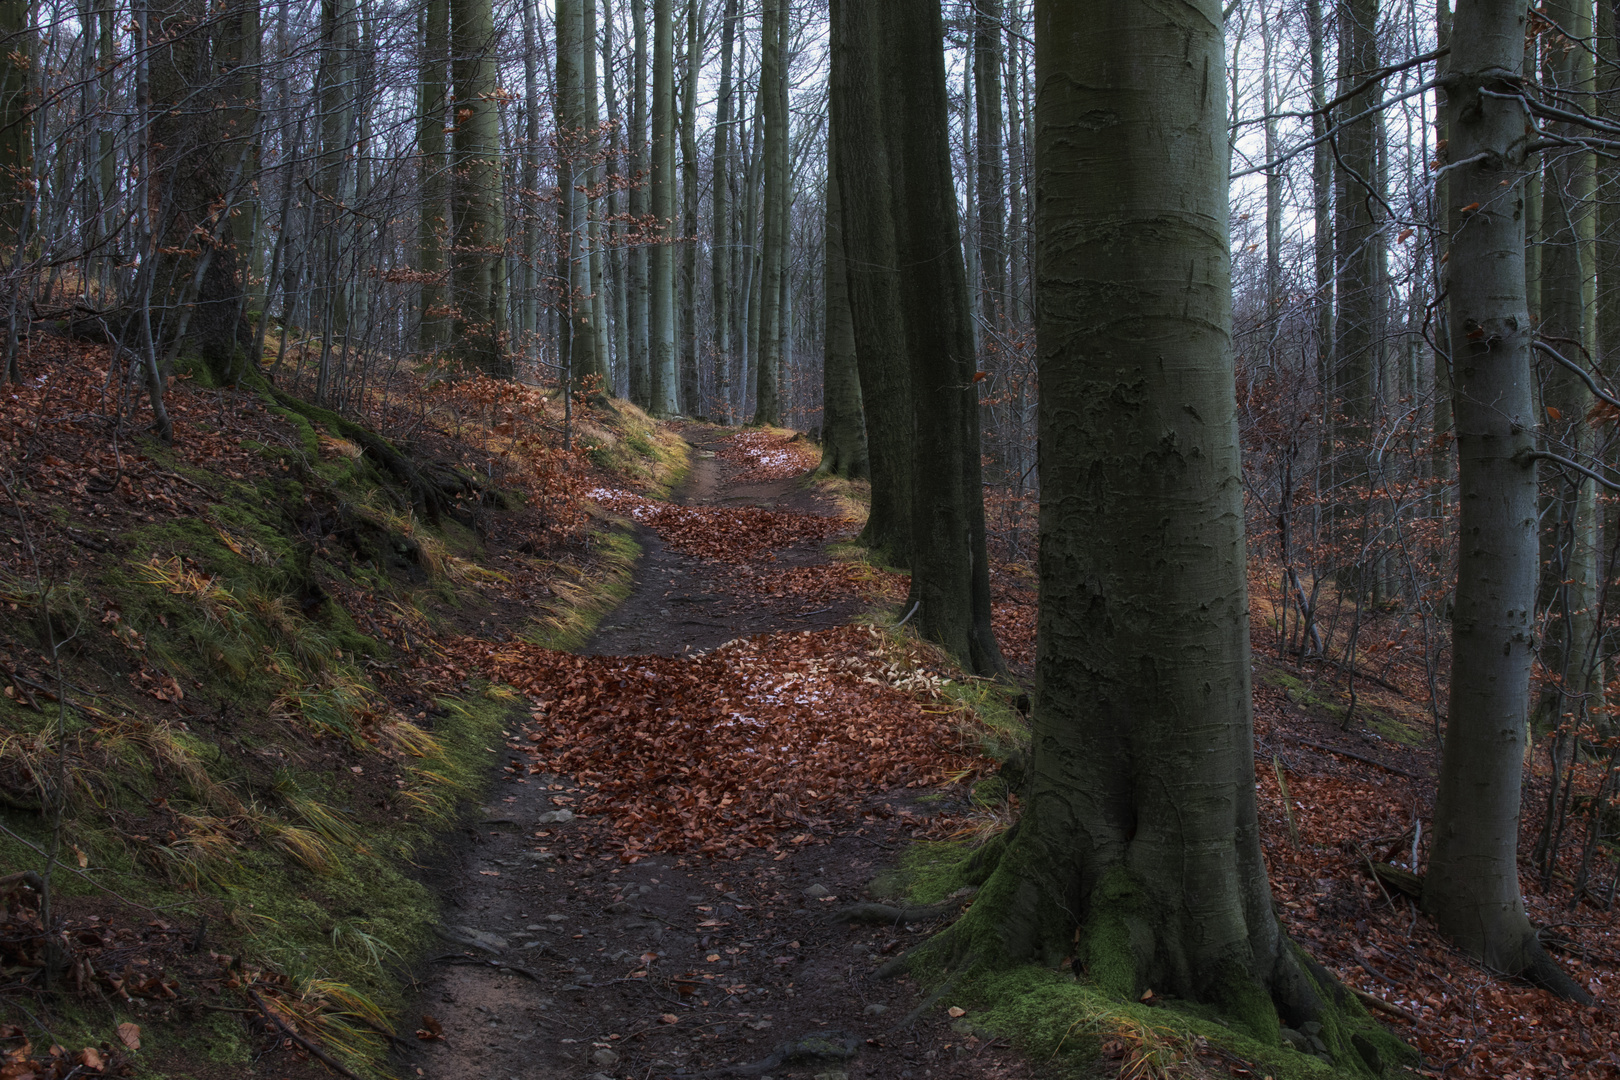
[{"left": 404, "top": 427, "right": 1032, "bottom": 1080}]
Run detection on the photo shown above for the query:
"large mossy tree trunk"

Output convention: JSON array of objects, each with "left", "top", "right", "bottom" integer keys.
[
  {"left": 1420, "top": 0, "right": 1590, "bottom": 1002},
  {"left": 819, "top": 146, "right": 867, "bottom": 479},
  {"left": 898, "top": 3, "right": 1413, "bottom": 1069},
  {"left": 828, "top": 0, "right": 911, "bottom": 568}
]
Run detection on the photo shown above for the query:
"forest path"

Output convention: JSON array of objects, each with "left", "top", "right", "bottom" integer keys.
[{"left": 402, "top": 427, "right": 1030, "bottom": 1080}]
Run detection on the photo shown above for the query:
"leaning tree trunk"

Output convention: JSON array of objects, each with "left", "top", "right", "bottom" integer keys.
[
  {"left": 893, "top": 3, "right": 1417, "bottom": 1071},
  {"left": 883, "top": 0, "right": 1001, "bottom": 676},
  {"left": 649, "top": 0, "right": 678, "bottom": 415},
  {"left": 819, "top": 144, "right": 867, "bottom": 479},
  {"left": 828, "top": 0, "right": 911, "bottom": 567},
  {"left": 1420, "top": 0, "right": 1590, "bottom": 1002}
]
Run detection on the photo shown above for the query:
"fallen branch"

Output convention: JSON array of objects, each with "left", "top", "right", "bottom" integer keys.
[
  {"left": 245, "top": 988, "right": 360, "bottom": 1080},
  {"left": 1348, "top": 985, "right": 1419, "bottom": 1024}
]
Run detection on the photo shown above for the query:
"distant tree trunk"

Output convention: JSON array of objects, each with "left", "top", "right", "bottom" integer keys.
[
  {"left": 0, "top": 0, "right": 31, "bottom": 255},
  {"left": 737, "top": 78, "right": 764, "bottom": 419},
  {"left": 678, "top": 0, "right": 702, "bottom": 414},
  {"left": 820, "top": 142, "right": 867, "bottom": 479},
  {"left": 973, "top": 0, "right": 1005, "bottom": 331},
  {"left": 603, "top": 0, "right": 630, "bottom": 395},
  {"left": 752, "top": 0, "right": 784, "bottom": 426},
  {"left": 711, "top": 0, "right": 737, "bottom": 414},
  {"left": 882, "top": 0, "right": 1001, "bottom": 675},
  {"left": 1332, "top": 0, "right": 1385, "bottom": 511},
  {"left": 1538, "top": 0, "right": 1603, "bottom": 725},
  {"left": 556, "top": 0, "right": 582, "bottom": 392},
  {"left": 1307, "top": 0, "right": 1333, "bottom": 394},
  {"left": 628, "top": 0, "right": 651, "bottom": 407},
  {"left": 1261, "top": 1, "right": 1281, "bottom": 312},
  {"left": 1421, "top": 0, "right": 1589, "bottom": 1003},
  {"left": 829, "top": 0, "right": 911, "bottom": 567},
  {"left": 418, "top": 0, "right": 450, "bottom": 355},
  {"left": 649, "top": 0, "right": 678, "bottom": 414},
  {"left": 520, "top": 0, "right": 541, "bottom": 349},
  {"left": 450, "top": 0, "right": 509, "bottom": 376},
  {"left": 582, "top": 0, "right": 609, "bottom": 384},
  {"left": 558, "top": 0, "right": 601, "bottom": 387},
  {"left": 316, "top": 0, "right": 356, "bottom": 400}
]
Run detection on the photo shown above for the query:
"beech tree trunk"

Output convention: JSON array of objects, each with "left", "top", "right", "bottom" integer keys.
[
  {"left": 1421, "top": 0, "right": 1589, "bottom": 1002},
  {"left": 973, "top": 0, "right": 1006, "bottom": 331},
  {"left": 417, "top": 0, "right": 449, "bottom": 355},
  {"left": 1537, "top": 0, "right": 1603, "bottom": 725},
  {"left": 711, "top": 0, "right": 737, "bottom": 412},
  {"left": 628, "top": 0, "right": 650, "bottom": 408},
  {"left": 752, "top": 0, "right": 785, "bottom": 426},
  {"left": 819, "top": 146, "right": 867, "bottom": 479},
  {"left": 898, "top": 6, "right": 1416, "bottom": 1072},
  {"left": 883, "top": 1, "right": 1000, "bottom": 675},
  {"left": 583, "top": 0, "right": 609, "bottom": 385},
  {"left": 678, "top": 0, "right": 702, "bottom": 414},
  {"left": 649, "top": 0, "right": 678, "bottom": 415},
  {"left": 829, "top": 0, "right": 911, "bottom": 567},
  {"left": 449, "top": 0, "right": 509, "bottom": 377}
]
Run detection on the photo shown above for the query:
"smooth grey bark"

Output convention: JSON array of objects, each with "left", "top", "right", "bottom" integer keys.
[
  {"left": 1332, "top": 0, "right": 1386, "bottom": 470},
  {"left": 649, "top": 0, "right": 677, "bottom": 414},
  {"left": 901, "top": 9, "right": 1413, "bottom": 1069},
  {"left": 628, "top": 0, "right": 650, "bottom": 408},
  {"left": 418, "top": 0, "right": 450, "bottom": 355},
  {"left": 677, "top": 0, "right": 701, "bottom": 414},
  {"left": 829, "top": 0, "right": 911, "bottom": 567},
  {"left": 450, "top": 0, "right": 509, "bottom": 376},
  {"left": 1537, "top": 0, "right": 1602, "bottom": 723},
  {"left": 520, "top": 0, "right": 541, "bottom": 347},
  {"left": 820, "top": 153, "right": 868, "bottom": 482},
  {"left": 603, "top": 0, "right": 629, "bottom": 395},
  {"left": 752, "top": 0, "right": 785, "bottom": 426},
  {"left": 1421, "top": 0, "right": 1590, "bottom": 1002},
  {"left": 973, "top": 0, "right": 1006, "bottom": 330},
  {"left": 1307, "top": 0, "right": 1333, "bottom": 391},
  {"left": 583, "top": 0, "right": 609, "bottom": 384},
  {"left": 883, "top": 0, "right": 1001, "bottom": 675},
  {"left": 711, "top": 0, "right": 737, "bottom": 412}
]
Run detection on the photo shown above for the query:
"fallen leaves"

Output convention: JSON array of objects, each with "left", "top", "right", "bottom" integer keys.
[
  {"left": 713, "top": 429, "right": 821, "bottom": 482},
  {"left": 587, "top": 488, "right": 852, "bottom": 563},
  {"left": 456, "top": 625, "right": 984, "bottom": 854}
]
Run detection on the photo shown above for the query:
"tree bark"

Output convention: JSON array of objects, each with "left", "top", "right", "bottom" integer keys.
[
  {"left": 0, "top": 0, "right": 31, "bottom": 254},
  {"left": 583, "top": 0, "right": 609, "bottom": 384},
  {"left": 1537, "top": 0, "right": 1603, "bottom": 726},
  {"left": 828, "top": 0, "right": 911, "bottom": 567},
  {"left": 678, "top": 0, "right": 702, "bottom": 414},
  {"left": 711, "top": 0, "right": 737, "bottom": 414},
  {"left": 883, "top": 1, "right": 1001, "bottom": 675},
  {"left": 628, "top": 0, "right": 650, "bottom": 408},
  {"left": 418, "top": 0, "right": 450, "bottom": 355},
  {"left": 1421, "top": 0, "right": 1590, "bottom": 1002},
  {"left": 820, "top": 146, "right": 867, "bottom": 479},
  {"left": 603, "top": 0, "right": 630, "bottom": 396},
  {"left": 892, "top": 8, "right": 1416, "bottom": 1070},
  {"left": 649, "top": 0, "right": 678, "bottom": 414},
  {"left": 449, "top": 0, "right": 509, "bottom": 376},
  {"left": 752, "top": 0, "right": 784, "bottom": 426},
  {"left": 973, "top": 0, "right": 1006, "bottom": 332}
]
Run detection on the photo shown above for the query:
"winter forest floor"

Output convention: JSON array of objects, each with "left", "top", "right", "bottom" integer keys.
[{"left": 0, "top": 342, "right": 1615, "bottom": 1080}]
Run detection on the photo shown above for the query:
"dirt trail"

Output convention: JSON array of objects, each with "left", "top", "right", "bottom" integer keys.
[{"left": 403, "top": 428, "right": 1030, "bottom": 1080}]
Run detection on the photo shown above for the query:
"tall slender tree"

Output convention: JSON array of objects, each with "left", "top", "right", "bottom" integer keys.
[
  {"left": 450, "top": 0, "right": 510, "bottom": 376},
  {"left": 649, "top": 0, "right": 678, "bottom": 414},
  {"left": 678, "top": 0, "right": 702, "bottom": 413},
  {"left": 628, "top": 0, "right": 651, "bottom": 408},
  {"left": 711, "top": 0, "right": 738, "bottom": 411},
  {"left": 418, "top": 0, "right": 450, "bottom": 354},
  {"left": 1421, "top": 0, "right": 1589, "bottom": 1002},
  {"left": 973, "top": 0, "right": 1006, "bottom": 331},
  {"left": 752, "top": 0, "right": 785, "bottom": 426},
  {"left": 819, "top": 140, "right": 867, "bottom": 478}
]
